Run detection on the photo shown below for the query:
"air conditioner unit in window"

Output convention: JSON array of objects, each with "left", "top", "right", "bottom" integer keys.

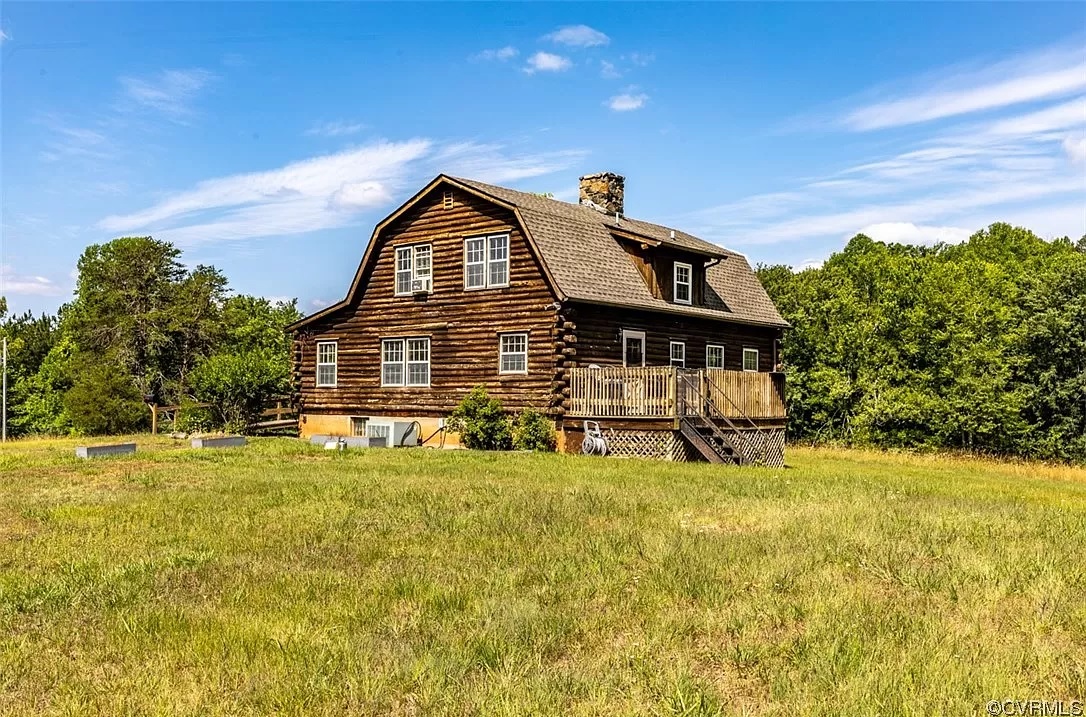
[{"left": 411, "top": 278, "right": 431, "bottom": 294}]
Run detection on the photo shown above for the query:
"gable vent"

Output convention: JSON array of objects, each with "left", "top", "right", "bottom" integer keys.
[{"left": 442, "top": 190, "right": 454, "bottom": 209}]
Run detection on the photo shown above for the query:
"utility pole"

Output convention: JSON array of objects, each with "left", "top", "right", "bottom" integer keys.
[{"left": 2, "top": 336, "right": 7, "bottom": 443}]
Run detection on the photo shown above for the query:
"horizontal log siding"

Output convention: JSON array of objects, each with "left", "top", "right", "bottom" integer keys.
[
  {"left": 295, "top": 188, "right": 559, "bottom": 415},
  {"left": 570, "top": 303, "right": 780, "bottom": 372}
]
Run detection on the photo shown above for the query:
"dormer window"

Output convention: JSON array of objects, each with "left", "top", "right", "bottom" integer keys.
[{"left": 674, "top": 262, "right": 692, "bottom": 304}]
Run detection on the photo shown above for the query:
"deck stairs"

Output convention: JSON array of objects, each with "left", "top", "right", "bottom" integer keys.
[{"left": 676, "top": 369, "right": 771, "bottom": 466}]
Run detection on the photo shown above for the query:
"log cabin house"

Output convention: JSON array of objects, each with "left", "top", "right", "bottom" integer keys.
[{"left": 288, "top": 172, "right": 789, "bottom": 465}]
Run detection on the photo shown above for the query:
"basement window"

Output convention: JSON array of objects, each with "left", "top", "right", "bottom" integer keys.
[
  {"left": 316, "top": 341, "right": 338, "bottom": 387},
  {"left": 706, "top": 344, "right": 724, "bottom": 369},
  {"left": 743, "top": 348, "right": 760, "bottom": 372},
  {"left": 395, "top": 244, "right": 433, "bottom": 296},
  {"left": 382, "top": 337, "right": 431, "bottom": 387},
  {"left": 670, "top": 341, "right": 686, "bottom": 368},
  {"left": 499, "top": 333, "right": 528, "bottom": 374},
  {"left": 464, "top": 233, "right": 509, "bottom": 290},
  {"left": 674, "top": 262, "right": 692, "bottom": 305}
]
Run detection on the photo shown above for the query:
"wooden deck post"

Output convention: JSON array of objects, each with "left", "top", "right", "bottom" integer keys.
[{"left": 150, "top": 404, "right": 158, "bottom": 435}]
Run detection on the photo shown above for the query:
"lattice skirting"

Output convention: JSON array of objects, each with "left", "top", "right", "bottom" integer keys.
[
  {"left": 731, "top": 428, "right": 786, "bottom": 468},
  {"left": 603, "top": 429, "right": 694, "bottom": 461},
  {"left": 600, "top": 427, "right": 785, "bottom": 466}
]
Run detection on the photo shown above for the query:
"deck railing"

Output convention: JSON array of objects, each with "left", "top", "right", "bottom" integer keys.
[
  {"left": 567, "top": 366, "right": 786, "bottom": 420},
  {"left": 567, "top": 366, "right": 677, "bottom": 418}
]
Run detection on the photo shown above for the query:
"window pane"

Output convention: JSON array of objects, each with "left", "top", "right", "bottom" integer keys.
[
  {"left": 407, "top": 338, "right": 429, "bottom": 362},
  {"left": 414, "top": 245, "right": 431, "bottom": 278},
  {"left": 670, "top": 342, "right": 685, "bottom": 368},
  {"left": 407, "top": 362, "right": 429, "bottom": 385},
  {"left": 466, "top": 263, "right": 485, "bottom": 289},
  {"left": 707, "top": 345, "right": 723, "bottom": 369},
  {"left": 466, "top": 238, "right": 485, "bottom": 263},
  {"left": 383, "top": 363, "right": 404, "bottom": 386},
  {"left": 488, "top": 235, "right": 508, "bottom": 286},
  {"left": 500, "top": 333, "right": 527, "bottom": 373},
  {"left": 743, "top": 349, "right": 759, "bottom": 371},
  {"left": 317, "top": 365, "right": 336, "bottom": 386},
  {"left": 382, "top": 340, "right": 404, "bottom": 385}
]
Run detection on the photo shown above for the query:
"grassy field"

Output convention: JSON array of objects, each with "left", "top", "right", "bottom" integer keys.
[{"left": 1, "top": 437, "right": 1083, "bottom": 716}]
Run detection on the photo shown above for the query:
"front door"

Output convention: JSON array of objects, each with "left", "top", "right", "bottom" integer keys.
[{"left": 622, "top": 330, "right": 646, "bottom": 367}]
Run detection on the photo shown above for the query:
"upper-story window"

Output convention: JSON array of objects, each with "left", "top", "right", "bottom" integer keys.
[
  {"left": 674, "top": 262, "right": 692, "bottom": 305},
  {"left": 464, "top": 234, "right": 509, "bottom": 290},
  {"left": 395, "top": 244, "right": 432, "bottom": 296},
  {"left": 316, "top": 340, "right": 337, "bottom": 387}
]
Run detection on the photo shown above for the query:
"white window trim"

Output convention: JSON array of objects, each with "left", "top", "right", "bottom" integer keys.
[
  {"left": 743, "top": 348, "right": 760, "bottom": 372},
  {"left": 394, "top": 243, "right": 433, "bottom": 296},
  {"left": 706, "top": 344, "right": 725, "bottom": 369},
  {"left": 622, "top": 329, "right": 646, "bottom": 368},
  {"left": 673, "top": 261, "right": 692, "bottom": 305},
  {"left": 380, "top": 337, "right": 431, "bottom": 387},
  {"left": 670, "top": 341, "right": 686, "bottom": 368},
  {"left": 315, "top": 340, "right": 338, "bottom": 388},
  {"left": 463, "top": 233, "right": 510, "bottom": 290},
  {"left": 498, "top": 332, "right": 529, "bottom": 375}
]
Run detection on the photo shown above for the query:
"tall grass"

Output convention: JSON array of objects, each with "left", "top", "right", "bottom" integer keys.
[{"left": 1, "top": 437, "right": 1083, "bottom": 715}]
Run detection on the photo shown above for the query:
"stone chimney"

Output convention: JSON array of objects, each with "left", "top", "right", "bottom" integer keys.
[{"left": 579, "top": 172, "right": 625, "bottom": 216}]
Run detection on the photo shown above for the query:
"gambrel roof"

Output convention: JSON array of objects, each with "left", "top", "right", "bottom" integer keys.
[{"left": 289, "top": 175, "right": 788, "bottom": 331}]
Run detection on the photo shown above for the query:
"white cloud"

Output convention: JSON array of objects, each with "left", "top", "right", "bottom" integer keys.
[
  {"left": 607, "top": 92, "right": 648, "bottom": 112},
  {"left": 37, "top": 119, "right": 113, "bottom": 162},
  {"left": 544, "top": 25, "right": 609, "bottom": 48},
  {"left": 0, "top": 265, "right": 65, "bottom": 297},
  {"left": 843, "top": 44, "right": 1086, "bottom": 131},
  {"left": 524, "top": 52, "right": 572, "bottom": 74},
  {"left": 474, "top": 46, "right": 518, "bottom": 61},
  {"left": 305, "top": 120, "right": 366, "bottom": 138},
  {"left": 119, "top": 68, "right": 216, "bottom": 120},
  {"left": 97, "top": 139, "right": 587, "bottom": 246},
  {"left": 686, "top": 59, "right": 1086, "bottom": 250},
  {"left": 858, "top": 222, "right": 973, "bottom": 246},
  {"left": 600, "top": 60, "right": 620, "bottom": 80},
  {"left": 623, "top": 52, "right": 655, "bottom": 67},
  {"left": 794, "top": 259, "right": 824, "bottom": 272},
  {"left": 1064, "top": 136, "right": 1086, "bottom": 164},
  {"left": 0, "top": 29, "right": 9, "bottom": 44}
]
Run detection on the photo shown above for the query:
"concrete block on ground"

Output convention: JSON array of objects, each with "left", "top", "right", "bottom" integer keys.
[
  {"left": 191, "top": 436, "right": 247, "bottom": 449},
  {"left": 75, "top": 443, "right": 136, "bottom": 459}
]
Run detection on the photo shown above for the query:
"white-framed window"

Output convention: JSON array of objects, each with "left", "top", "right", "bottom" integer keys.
[
  {"left": 674, "top": 262, "right": 692, "bottom": 305},
  {"left": 394, "top": 244, "right": 432, "bottom": 296},
  {"left": 464, "top": 234, "right": 509, "bottom": 290},
  {"left": 622, "top": 329, "right": 646, "bottom": 367},
  {"left": 382, "top": 337, "right": 431, "bottom": 387},
  {"left": 499, "top": 333, "right": 528, "bottom": 374},
  {"left": 706, "top": 344, "right": 724, "bottom": 369},
  {"left": 670, "top": 341, "right": 686, "bottom": 368},
  {"left": 316, "top": 341, "right": 337, "bottom": 387},
  {"left": 743, "top": 348, "right": 760, "bottom": 372}
]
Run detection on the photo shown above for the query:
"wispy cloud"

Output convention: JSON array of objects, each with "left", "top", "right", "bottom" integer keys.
[
  {"left": 843, "top": 43, "right": 1086, "bottom": 131},
  {"left": 544, "top": 25, "right": 609, "bottom": 48},
  {"left": 524, "top": 51, "right": 572, "bottom": 74},
  {"left": 37, "top": 117, "right": 114, "bottom": 163},
  {"left": 600, "top": 60, "right": 620, "bottom": 80},
  {"left": 119, "top": 68, "right": 216, "bottom": 121},
  {"left": 607, "top": 90, "right": 648, "bottom": 112},
  {"left": 0, "top": 265, "right": 65, "bottom": 297},
  {"left": 98, "top": 139, "right": 587, "bottom": 246},
  {"left": 686, "top": 43, "right": 1086, "bottom": 251},
  {"left": 0, "top": 29, "right": 9, "bottom": 44},
  {"left": 473, "top": 46, "right": 518, "bottom": 62},
  {"left": 623, "top": 52, "right": 655, "bottom": 67},
  {"left": 305, "top": 120, "right": 367, "bottom": 137}
]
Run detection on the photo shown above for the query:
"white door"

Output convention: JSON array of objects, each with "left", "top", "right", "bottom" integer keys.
[{"left": 622, "top": 330, "right": 646, "bottom": 367}]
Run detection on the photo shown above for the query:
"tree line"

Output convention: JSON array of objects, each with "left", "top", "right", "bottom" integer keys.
[
  {"left": 758, "top": 223, "right": 1086, "bottom": 463},
  {"left": 1, "top": 237, "right": 301, "bottom": 436}
]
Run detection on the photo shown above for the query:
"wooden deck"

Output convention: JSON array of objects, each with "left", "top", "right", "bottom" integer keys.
[{"left": 567, "top": 366, "right": 786, "bottom": 421}]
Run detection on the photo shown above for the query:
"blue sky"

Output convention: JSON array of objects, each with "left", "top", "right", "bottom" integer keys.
[{"left": 2, "top": 2, "right": 1084, "bottom": 316}]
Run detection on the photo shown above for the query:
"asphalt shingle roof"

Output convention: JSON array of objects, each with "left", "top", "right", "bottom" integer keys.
[{"left": 451, "top": 176, "right": 788, "bottom": 328}]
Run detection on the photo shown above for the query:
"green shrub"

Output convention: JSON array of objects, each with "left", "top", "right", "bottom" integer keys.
[
  {"left": 512, "top": 408, "right": 556, "bottom": 452},
  {"left": 173, "top": 401, "right": 217, "bottom": 434},
  {"left": 63, "top": 360, "right": 147, "bottom": 435},
  {"left": 189, "top": 348, "right": 289, "bottom": 433},
  {"left": 448, "top": 386, "right": 511, "bottom": 450}
]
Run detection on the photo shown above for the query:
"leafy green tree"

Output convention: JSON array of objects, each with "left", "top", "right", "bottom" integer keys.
[
  {"left": 63, "top": 358, "right": 147, "bottom": 435},
  {"left": 189, "top": 349, "right": 289, "bottom": 433}
]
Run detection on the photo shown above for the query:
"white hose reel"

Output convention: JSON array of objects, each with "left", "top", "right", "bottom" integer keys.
[{"left": 581, "top": 420, "right": 609, "bottom": 456}]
